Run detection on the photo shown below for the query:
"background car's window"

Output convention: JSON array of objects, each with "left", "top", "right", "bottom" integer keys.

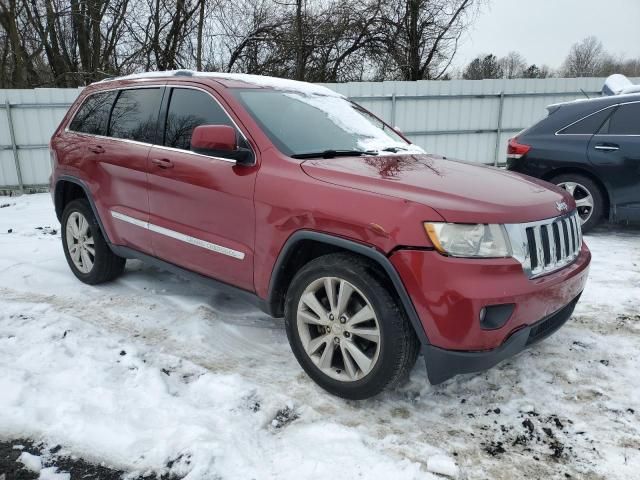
[
  {"left": 108, "top": 88, "right": 162, "bottom": 143},
  {"left": 164, "top": 88, "right": 234, "bottom": 150},
  {"left": 560, "top": 107, "right": 613, "bottom": 135},
  {"left": 604, "top": 103, "right": 640, "bottom": 135},
  {"left": 69, "top": 91, "right": 117, "bottom": 135}
]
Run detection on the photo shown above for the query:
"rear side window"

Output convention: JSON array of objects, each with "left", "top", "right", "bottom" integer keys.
[
  {"left": 109, "top": 88, "right": 162, "bottom": 143},
  {"left": 604, "top": 103, "right": 640, "bottom": 135},
  {"left": 69, "top": 91, "right": 117, "bottom": 135},
  {"left": 163, "top": 88, "right": 234, "bottom": 150},
  {"left": 559, "top": 107, "right": 613, "bottom": 135}
]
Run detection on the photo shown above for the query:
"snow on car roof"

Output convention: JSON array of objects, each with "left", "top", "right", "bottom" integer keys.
[
  {"left": 547, "top": 74, "right": 640, "bottom": 110},
  {"left": 99, "top": 70, "right": 342, "bottom": 97}
]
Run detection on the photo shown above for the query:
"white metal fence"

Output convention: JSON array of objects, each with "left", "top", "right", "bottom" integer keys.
[{"left": 1, "top": 77, "right": 630, "bottom": 190}]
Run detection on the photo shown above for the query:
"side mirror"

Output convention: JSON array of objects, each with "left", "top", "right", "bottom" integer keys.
[
  {"left": 190, "top": 125, "right": 254, "bottom": 165},
  {"left": 191, "top": 125, "right": 236, "bottom": 152}
]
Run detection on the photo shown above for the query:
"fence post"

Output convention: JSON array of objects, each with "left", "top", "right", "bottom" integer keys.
[
  {"left": 5, "top": 100, "right": 24, "bottom": 193},
  {"left": 391, "top": 93, "right": 397, "bottom": 127},
  {"left": 493, "top": 91, "right": 505, "bottom": 167}
]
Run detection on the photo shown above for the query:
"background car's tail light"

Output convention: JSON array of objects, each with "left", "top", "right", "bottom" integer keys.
[{"left": 507, "top": 138, "right": 531, "bottom": 159}]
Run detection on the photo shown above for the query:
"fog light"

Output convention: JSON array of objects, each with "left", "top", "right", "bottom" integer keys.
[{"left": 480, "top": 304, "right": 515, "bottom": 330}]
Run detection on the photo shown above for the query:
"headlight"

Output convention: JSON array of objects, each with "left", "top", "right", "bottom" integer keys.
[{"left": 424, "top": 223, "right": 511, "bottom": 258}]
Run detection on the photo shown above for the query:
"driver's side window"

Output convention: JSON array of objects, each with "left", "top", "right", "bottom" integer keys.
[{"left": 164, "top": 88, "right": 235, "bottom": 151}]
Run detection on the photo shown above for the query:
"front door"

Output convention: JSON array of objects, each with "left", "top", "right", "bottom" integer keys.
[
  {"left": 146, "top": 86, "right": 257, "bottom": 291},
  {"left": 588, "top": 101, "right": 640, "bottom": 221}
]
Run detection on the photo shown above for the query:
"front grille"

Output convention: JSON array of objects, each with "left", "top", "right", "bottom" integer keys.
[
  {"left": 525, "top": 212, "right": 582, "bottom": 277},
  {"left": 506, "top": 211, "right": 582, "bottom": 279}
]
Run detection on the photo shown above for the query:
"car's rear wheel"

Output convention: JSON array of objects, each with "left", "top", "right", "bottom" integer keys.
[
  {"left": 551, "top": 173, "right": 604, "bottom": 233},
  {"left": 62, "top": 199, "right": 126, "bottom": 284},
  {"left": 284, "top": 253, "right": 419, "bottom": 400}
]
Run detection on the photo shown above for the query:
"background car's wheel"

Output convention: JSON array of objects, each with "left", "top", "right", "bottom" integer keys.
[
  {"left": 551, "top": 173, "right": 604, "bottom": 233},
  {"left": 61, "top": 199, "right": 125, "bottom": 284},
  {"left": 284, "top": 252, "right": 419, "bottom": 400}
]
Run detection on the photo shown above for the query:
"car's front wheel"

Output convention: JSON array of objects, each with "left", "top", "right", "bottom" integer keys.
[
  {"left": 284, "top": 253, "right": 419, "bottom": 399},
  {"left": 61, "top": 199, "right": 126, "bottom": 284},
  {"left": 551, "top": 173, "right": 604, "bottom": 233}
]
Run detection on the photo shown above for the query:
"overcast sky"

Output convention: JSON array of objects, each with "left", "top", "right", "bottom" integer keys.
[{"left": 455, "top": 0, "right": 640, "bottom": 70}]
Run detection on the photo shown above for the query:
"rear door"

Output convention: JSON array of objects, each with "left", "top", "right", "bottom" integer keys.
[
  {"left": 146, "top": 85, "right": 257, "bottom": 291},
  {"left": 588, "top": 101, "right": 640, "bottom": 221},
  {"left": 96, "top": 87, "right": 164, "bottom": 252}
]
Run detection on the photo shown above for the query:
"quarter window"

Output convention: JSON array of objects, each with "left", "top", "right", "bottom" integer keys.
[
  {"left": 109, "top": 88, "right": 162, "bottom": 143},
  {"left": 559, "top": 107, "right": 613, "bottom": 135},
  {"left": 604, "top": 103, "right": 640, "bottom": 135},
  {"left": 163, "top": 88, "right": 234, "bottom": 151},
  {"left": 69, "top": 91, "right": 117, "bottom": 135}
]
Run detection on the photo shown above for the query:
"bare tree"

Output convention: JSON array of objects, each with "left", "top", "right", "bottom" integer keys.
[
  {"left": 498, "top": 51, "right": 526, "bottom": 79},
  {"left": 374, "top": 0, "right": 480, "bottom": 80},
  {"left": 0, "top": 0, "right": 40, "bottom": 87},
  {"left": 562, "top": 36, "right": 604, "bottom": 77},
  {"left": 0, "top": 0, "right": 489, "bottom": 86},
  {"left": 596, "top": 54, "right": 640, "bottom": 77}
]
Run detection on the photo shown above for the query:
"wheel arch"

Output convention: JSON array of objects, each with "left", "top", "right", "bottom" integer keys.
[
  {"left": 54, "top": 176, "right": 111, "bottom": 242},
  {"left": 267, "top": 230, "right": 430, "bottom": 346},
  {"left": 542, "top": 167, "right": 611, "bottom": 219}
]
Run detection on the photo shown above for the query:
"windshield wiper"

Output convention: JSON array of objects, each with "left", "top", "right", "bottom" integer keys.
[
  {"left": 291, "top": 149, "right": 378, "bottom": 159},
  {"left": 381, "top": 146, "right": 409, "bottom": 153}
]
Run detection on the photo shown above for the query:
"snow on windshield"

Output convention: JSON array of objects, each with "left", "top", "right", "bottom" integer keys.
[{"left": 287, "top": 93, "right": 425, "bottom": 154}]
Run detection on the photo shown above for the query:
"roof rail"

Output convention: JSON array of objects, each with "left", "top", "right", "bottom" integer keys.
[{"left": 98, "top": 70, "right": 195, "bottom": 83}]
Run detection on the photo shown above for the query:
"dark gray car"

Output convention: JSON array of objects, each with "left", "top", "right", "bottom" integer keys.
[{"left": 507, "top": 93, "right": 640, "bottom": 232}]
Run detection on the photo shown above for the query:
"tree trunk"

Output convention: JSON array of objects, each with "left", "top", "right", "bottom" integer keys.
[
  {"left": 196, "top": 0, "right": 205, "bottom": 70},
  {"left": 406, "top": 0, "right": 421, "bottom": 81},
  {"left": 295, "top": 0, "right": 305, "bottom": 80}
]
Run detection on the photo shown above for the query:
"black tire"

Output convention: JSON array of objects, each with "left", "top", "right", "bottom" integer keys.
[
  {"left": 61, "top": 199, "right": 125, "bottom": 284},
  {"left": 550, "top": 173, "right": 604, "bottom": 233},
  {"left": 284, "top": 252, "right": 419, "bottom": 400}
]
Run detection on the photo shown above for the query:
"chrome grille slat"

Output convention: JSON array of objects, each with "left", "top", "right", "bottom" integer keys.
[
  {"left": 546, "top": 224, "right": 557, "bottom": 269},
  {"left": 557, "top": 220, "right": 567, "bottom": 260},
  {"left": 572, "top": 215, "right": 580, "bottom": 254},
  {"left": 506, "top": 211, "right": 582, "bottom": 279},
  {"left": 567, "top": 217, "right": 576, "bottom": 255},
  {"left": 532, "top": 226, "right": 545, "bottom": 275}
]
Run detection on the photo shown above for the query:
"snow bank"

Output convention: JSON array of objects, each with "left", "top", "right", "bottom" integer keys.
[{"left": 1, "top": 193, "right": 640, "bottom": 480}]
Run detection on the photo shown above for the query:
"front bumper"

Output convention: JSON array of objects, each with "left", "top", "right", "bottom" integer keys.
[
  {"left": 390, "top": 243, "right": 591, "bottom": 383},
  {"left": 423, "top": 294, "right": 580, "bottom": 384}
]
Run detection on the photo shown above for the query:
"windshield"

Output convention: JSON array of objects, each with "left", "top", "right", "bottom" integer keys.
[{"left": 233, "top": 89, "right": 424, "bottom": 157}]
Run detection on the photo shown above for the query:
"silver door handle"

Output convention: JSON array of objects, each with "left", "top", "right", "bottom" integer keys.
[{"left": 594, "top": 145, "right": 619, "bottom": 151}]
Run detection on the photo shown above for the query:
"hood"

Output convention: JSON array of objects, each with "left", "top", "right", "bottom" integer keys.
[{"left": 301, "top": 154, "right": 574, "bottom": 224}]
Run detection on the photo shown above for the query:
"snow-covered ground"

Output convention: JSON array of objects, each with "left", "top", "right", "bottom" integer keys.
[{"left": 0, "top": 193, "right": 639, "bottom": 479}]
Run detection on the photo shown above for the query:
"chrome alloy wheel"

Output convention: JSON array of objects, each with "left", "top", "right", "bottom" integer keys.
[
  {"left": 65, "top": 211, "right": 95, "bottom": 273},
  {"left": 557, "top": 181, "right": 594, "bottom": 225},
  {"left": 296, "top": 277, "right": 381, "bottom": 382}
]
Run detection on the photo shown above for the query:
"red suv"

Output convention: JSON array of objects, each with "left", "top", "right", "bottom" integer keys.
[{"left": 50, "top": 71, "right": 591, "bottom": 399}]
